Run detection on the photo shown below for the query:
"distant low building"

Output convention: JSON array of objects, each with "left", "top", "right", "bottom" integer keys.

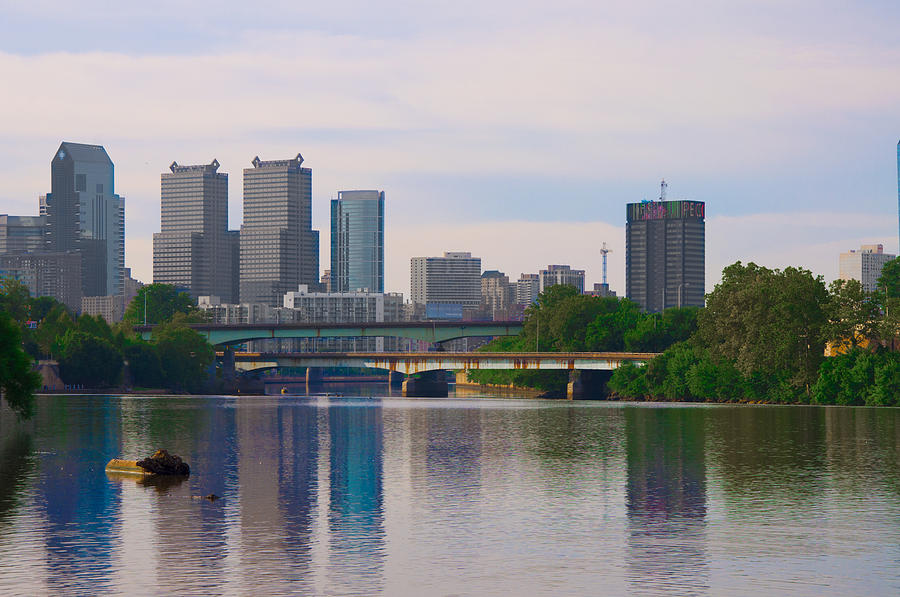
[
  {"left": 81, "top": 295, "right": 124, "bottom": 322},
  {"left": 585, "top": 283, "right": 616, "bottom": 298},
  {"left": 0, "top": 251, "right": 82, "bottom": 311},
  {"left": 839, "top": 244, "right": 896, "bottom": 294},
  {"left": 539, "top": 264, "right": 585, "bottom": 294},
  {"left": 515, "top": 273, "right": 540, "bottom": 306}
]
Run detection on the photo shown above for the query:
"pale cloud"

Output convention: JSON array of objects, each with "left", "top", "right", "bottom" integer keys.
[{"left": 1, "top": 1, "right": 899, "bottom": 298}]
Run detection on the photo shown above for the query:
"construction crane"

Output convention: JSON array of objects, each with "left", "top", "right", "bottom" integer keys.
[{"left": 600, "top": 242, "right": 611, "bottom": 286}]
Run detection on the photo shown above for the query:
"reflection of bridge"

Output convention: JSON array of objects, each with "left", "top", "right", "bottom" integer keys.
[
  {"left": 229, "top": 351, "right": 657, "bottom": 399},
  {"left": 136, "top": 321, "right": 523, "bottom": 345}
]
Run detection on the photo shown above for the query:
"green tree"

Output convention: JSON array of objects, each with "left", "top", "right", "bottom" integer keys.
[
  {"left": 0, "top": 311, "right": 40, "bottom": 418},
  {"left": 123, "top": 283, "right": 197, "bottom": 325},
  {"left": 0, "top": 278, "right": 31, "bottom": 323},
  {"left": 58, "top": 330, "right": 123, "bottom": 387},
  {"left": 123, "top": 342, "right": 164, "bottom": 389},
  {"left": 624, "top": 306, "right": 700, "bottom": 352},
  {"left": 876, "top": 257, "right": 900, "bottom": 298},
  {"left": 153, "top": 315, "right": 215, "bottom": 392},
  {"left": 35, "top": 305, "right": 74, "bottom": 358},
  {"left": 696, "top": 262, "right": 827, "bottom": 399},
  {"left": 823, "top": 279, "right": 880, "bottom": 351}
]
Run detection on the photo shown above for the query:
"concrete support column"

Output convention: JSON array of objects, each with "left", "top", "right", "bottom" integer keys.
[
  {"left": 222, "top": 346, "right": 236, "bottom": 382},
  {"left": 305, "top": 367, "right": 323, "bottom": 386},
  {"left": 567, "top": 370, "right": 612, "bottom": 400},
  {"left": 402, "top": 370, "right": 449, "bottom": 397},
  {"left": 388, "top": 370, "right": 405, "bottom": 388}
]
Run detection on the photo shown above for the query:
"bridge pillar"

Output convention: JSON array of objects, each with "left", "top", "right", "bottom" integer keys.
[
  {"left": 222, "top": 346, "right": 236, "bottom": 382},
  {"left": 567, "top": 370, "right": 612, "bottom": 400},
  {"left": 305, "top": 367, "right": 323, "bottom": 386},
  {"left": 388, "top": 370, "right": 404, "bottom": 388},
  {"left": 402, "top": 370, "right": 448, "bottom": 397}
]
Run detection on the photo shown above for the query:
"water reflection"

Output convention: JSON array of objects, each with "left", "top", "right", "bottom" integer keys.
[
  {"left": 626, "top": 407, "right": 708, "bottom": 596},
  {"left": 0, "top": 396, "right": 897, "bottom": 595},
  {"left": 328, "top": 402, "right": 385, "bottom": 594},
  {"left": 35, "top": 399, "right": 122, "bottom": 595}
]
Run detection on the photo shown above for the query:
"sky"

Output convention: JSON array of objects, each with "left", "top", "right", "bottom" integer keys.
[{"left": 1, "top": 0, "right": 899, "bottom": 298}]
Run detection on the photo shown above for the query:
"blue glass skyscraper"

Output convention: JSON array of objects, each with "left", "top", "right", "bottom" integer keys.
[{"left": 330, "top": 190, "right": 384, "bottom": 293}]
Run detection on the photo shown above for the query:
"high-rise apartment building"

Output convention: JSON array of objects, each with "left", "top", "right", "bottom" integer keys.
[
  {"left": 481, "top": 270, "right": 513, "bottom": 317},
  {"left": 839, "top": 244, "right": 896, "bottom": 294},
  {"left": 331, "top": 190, "right": 384, "bottom": 293},
  {"left": 539, "top": 264, "right": 585, "bottom": 294},
  {"left": 626, "top": 197, "right": 705, "bottom": 312},
  {"left": 0, "top": 215, "right": 46, "bottom": 254},
  {"left": 410, "top": 252, "right": 482, "bottom": 309},
  {"left": 43, "top": 142, "right": 125, "bottom": 297},
  {"left": 516, "top": 273, "right": 541, "bottom": 306},
  {"left": 153, "top": 159, "right": 238, "bottom": 302},
  {"left": 240, "top": 154, "right": 319, "bottom": 306}
]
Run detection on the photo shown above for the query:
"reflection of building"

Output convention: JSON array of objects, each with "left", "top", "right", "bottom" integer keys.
[
  {"left": 626, "top": 192, "right": 705, "bottom": 312},
  {"left": 411, "top": 252, "right": 482, "bottom": 310},
  {"left": 240, "top": 154, "right": 319, "bottom": 306},
  {"left": 539, "top": 264, "right": 585, "bottom": 294},
  {"left": 331, "top": 190, "right": 384, "bottom": 293},
  {"left": 43, "top": 142, "right": 125, "bottom": 297},
  {"left": 0, "top": 251, "right": 82, "bottom": 311},
  {"left": 839, "top": 244, "right": 896, "bottom": 294},
  {"left": 327, "top": 404, "right": 384, "bottom": 594},
  {"left": 625, "top": 407, "right": 707, "bottom": 595},
  {"left": 153, "top": 160, "right": 239, "bottom": 302},
  {"left": 515, "top": 273, "right": 540, "bottom": 306}
]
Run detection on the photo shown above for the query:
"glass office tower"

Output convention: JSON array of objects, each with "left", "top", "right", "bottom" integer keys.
[
  {"left": 330, "top": 190, "right": 384, "bottom": 293},
  {"left": 43, "top": 142, "right": 125, "bottom": 297}
]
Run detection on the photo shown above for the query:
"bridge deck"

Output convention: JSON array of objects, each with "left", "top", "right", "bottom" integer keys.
[{"left": 229, "top": 351, "right": 658, "bottom": 374}]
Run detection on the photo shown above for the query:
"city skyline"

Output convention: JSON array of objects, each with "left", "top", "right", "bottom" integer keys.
[{"left": 1, "top": 2, "right": 899, "bottom": 297}]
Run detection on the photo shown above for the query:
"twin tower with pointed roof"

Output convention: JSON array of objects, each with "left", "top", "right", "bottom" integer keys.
[{"left": 153, "top": 153, "right": 319, "bottom": 306}]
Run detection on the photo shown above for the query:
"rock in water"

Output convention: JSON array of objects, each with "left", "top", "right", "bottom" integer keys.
[{"left": 136, "top": 449, "right": 190, "bottom": 476}]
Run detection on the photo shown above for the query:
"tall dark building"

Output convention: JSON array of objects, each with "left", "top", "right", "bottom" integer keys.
[
  {"left": 626, "top": 195, "right": 705, "bottom": 313},
  {"left": 240, "top": 154, "right": 319, "bottom": 305},
  {"left": 42, "top": 142, "right": 125, "bottom": 297},
  {"left": 153, "top": 159, "right": 238, "bottom": 302}
]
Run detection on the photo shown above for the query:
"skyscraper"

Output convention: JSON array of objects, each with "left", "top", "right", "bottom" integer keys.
[
  {"left": 240, "top": 154, "right": 319, "bottom": 306},
  {"left": 331, "top": 190, "right": 384, "bottom": 293},
  {"left": 626, "top": 194, "right": 705, "bottom": 313},
  {"left": 410, "top": 252, "right": 482, "bottom": 311},
  {"left": 896, "top": 140, "right": 899, "bottom": 249},
  {"left": 0, "top": 215, "right": 46, "bottom": 254},
  {"left": 43, "top": 142, "right": 125, "bottom": 297},
  {"left": 153, "top": 159, "right": 238, "bottom": 302}
]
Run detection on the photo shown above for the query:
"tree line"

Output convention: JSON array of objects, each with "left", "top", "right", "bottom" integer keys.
[
  {"left": 469, "top": 259, "right": 900, "bottom": 406},
  {"left": 0, "top": 281, "right": 215, "bottom": 418}
]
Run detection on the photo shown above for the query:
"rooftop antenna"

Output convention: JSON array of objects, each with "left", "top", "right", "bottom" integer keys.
[
  {"left": 660, "top": 178, "right": 667, "bottom": 201},
  {"left": 600, "top": 242, "right": 611, "bottom": 285}
]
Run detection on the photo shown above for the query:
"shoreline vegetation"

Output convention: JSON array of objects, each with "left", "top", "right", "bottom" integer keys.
[
  {"left": 4, "top": 257, "right": 900, "bottom": 418},
  {"left": 468, "top": 260, "right": 900, "bottom": 407}
]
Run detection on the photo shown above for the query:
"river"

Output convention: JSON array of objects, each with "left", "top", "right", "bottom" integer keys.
[{"left": 0, "top": 387, "right": 898, "bottom": 595}]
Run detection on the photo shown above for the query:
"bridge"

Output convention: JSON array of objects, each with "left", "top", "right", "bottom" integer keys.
[
  {"left": 136, "top": 321, "right": 523, "bottom": 346},
  {"left": 227, "top": 351, "right": 657, "bottom": 399},
  {"left": 230, "top": 351, "right": 654, "bottom": 374}
]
